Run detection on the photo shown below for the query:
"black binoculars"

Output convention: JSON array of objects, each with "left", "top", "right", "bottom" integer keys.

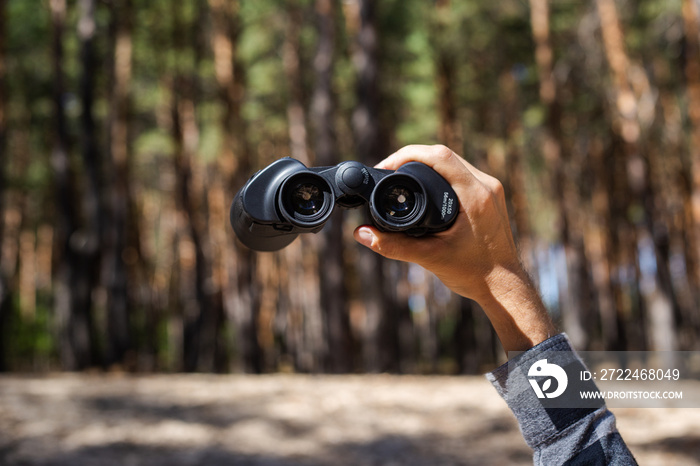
[{"left": 230, "top": 157, "right": 458, "bottom": 251}]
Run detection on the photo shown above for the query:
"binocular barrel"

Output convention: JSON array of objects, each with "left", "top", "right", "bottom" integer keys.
[{"left": 231, "top": 158, "right": 457, "bottom": 252}]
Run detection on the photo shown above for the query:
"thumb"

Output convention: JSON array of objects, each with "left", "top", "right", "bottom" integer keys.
[{"left": 353, "top": 225, "right": 432, "bottom": 263}]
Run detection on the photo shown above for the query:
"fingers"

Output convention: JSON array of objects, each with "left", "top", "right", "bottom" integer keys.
[
  {"left": 376, "top": 144, "right": 462, "bottom": 169},
  {"left": 375, "top": 144, "right": 478, "bottom": 189},
  {"left": 353, "top": 225, "right": 435, "bottom": 265},
  {"left": 377, "top": 144, "right": 506, "bottom": 209}
]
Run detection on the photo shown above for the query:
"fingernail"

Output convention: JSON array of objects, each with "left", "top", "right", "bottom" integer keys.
[{"left": 355, "top": 227, "right": 375, "bottom": 248}]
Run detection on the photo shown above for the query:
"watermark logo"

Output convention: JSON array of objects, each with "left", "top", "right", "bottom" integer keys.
[{"left": 528, "top": 359, "right": 568, "bottom": 399}]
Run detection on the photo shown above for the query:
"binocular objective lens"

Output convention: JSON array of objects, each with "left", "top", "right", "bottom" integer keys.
[
  {"left": 383, "top": 185, "right": 415, "bottom": 218},
  {"left": 291, "top": 183, "right": 325, "bottom": 216},
  {"left": 279, "top": 172, "right": 333, "bottom": 228}
]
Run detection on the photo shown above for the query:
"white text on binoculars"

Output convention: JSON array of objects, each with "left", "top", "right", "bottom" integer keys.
[{"left": 441, "top": 193, "right": 454, "bottom": 219}]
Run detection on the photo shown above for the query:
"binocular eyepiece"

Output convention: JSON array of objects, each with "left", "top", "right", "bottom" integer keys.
[{"left": 230, "top": 157, "right": 458, "bottom": 251}]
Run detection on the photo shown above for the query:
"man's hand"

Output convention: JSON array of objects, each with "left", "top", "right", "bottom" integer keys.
[{"left": 353, "top": 145, "right": 556, "bottom": 353}]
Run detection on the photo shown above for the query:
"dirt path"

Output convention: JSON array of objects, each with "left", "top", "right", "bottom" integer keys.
[{"left": 0, "top": 374, "right": 698, "bottom": 465}]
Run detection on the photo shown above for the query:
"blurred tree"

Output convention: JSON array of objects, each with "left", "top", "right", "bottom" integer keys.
[
  {"left": 596, "top": 0, "right": 676, "bottom": 352},
  {"left": 530, "top": 0, "right": 588, "bottom": 349},
  {"left": 433, "top": 0, "right": 462, "bottom": 151},
  {"left": 76, "top": 0, "right": 103, "bottom": 366},
  {"left": 50, "top": 0, "right": 96, "bottom": 370},
  {"left": 312, "top": 0, "right": 352, "bottom": 373},
  {"left": 169, "top": 0, "right": 222, "bottom": 372},
  {"left": 350, "top": 0, "right": 406, "bottom": 373},
  {"left": 284, "top": 0, "right": 310, "bottom": 165},
  {"left": 0, "top": 0, "right": 7, "bottom": 371},
  {"left": 683, "top": 0, "right": 700, "bottom": 296},
  {"left": 209, "top": 0, "right": 262, "bottom": 373},
  {"left": 104, "top": 0, "right": 135, "bottom": 368}
]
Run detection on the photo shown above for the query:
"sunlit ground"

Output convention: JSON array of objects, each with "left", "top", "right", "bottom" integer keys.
[{"left": 0, "top": 374, "right": 698, "bottom": 465}]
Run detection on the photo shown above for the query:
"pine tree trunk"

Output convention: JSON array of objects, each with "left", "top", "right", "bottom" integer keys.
[
  {"left": 312, "top": 0, "right": 352, "bottom": 373},
  {"left": 499, "top": 73, "right": 533, "bottom": 270},
  {"left": 596, "top": 0, "right": 676, "bottom": 352},
  {"left": 434, "top": 0, "right": 462, "bottom": 152},
  {"left": 73, "top": 0, "right": 103, "bottom": 368},
  {"left": 284, "top": 0, "right": 309, "bottom": 165},
  {"left": 529, "top": 0, "right": 587, "bottom": 348},
  {"left": 281, "top": 0, "right": 327, "bottom": 372},
  {"left": 0, "top": 0, "right": 8, "bottom": 371},
  {"left": 349, "top": 0, "right": 404, "bottom": 372},
  {"left": 352, "top": 0, "right": 382, "bottom": 371},
  {"left": 50, "top": 0, "right": 92, "bottom": 370},
  {"left": 169, "top": 1, "right": 216, "bottom": 372},
  {"left": 683, "top": 0, "right": 700, "bottom": 305},
  {"left": 352, "top": 0, "right": 381, "bottom": 163},
  {"left": 208, "top": 0, "right": 262, "bottom": 373},
  {"left": 104, "top": 0, "right": 133, "bottom": 368},
  {"left": 585, "top": 138, "right": 619, "bottom": 349}
]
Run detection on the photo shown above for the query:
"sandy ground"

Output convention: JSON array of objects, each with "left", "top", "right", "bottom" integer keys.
[{"left": 0, "top": 374, "right": 698, "bottom": 465}]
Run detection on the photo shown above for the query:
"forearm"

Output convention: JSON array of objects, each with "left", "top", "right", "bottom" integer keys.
[{"left": 476, "top": 264, "right": 557, "bottom": 354}]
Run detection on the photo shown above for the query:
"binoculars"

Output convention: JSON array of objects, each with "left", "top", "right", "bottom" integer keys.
[{"left": 230, "top": 157, "right": 458, "bottom": 251}]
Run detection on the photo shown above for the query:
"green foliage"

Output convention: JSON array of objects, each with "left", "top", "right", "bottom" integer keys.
[
  {"left": 394, "top": 11, "right": 439, "bottom": 145},
  {"left": 134, "top": 129, "right": 176, "bottom": 160},
  {"left": 6, "top": 296, "right": 57, "bottom": 371}
]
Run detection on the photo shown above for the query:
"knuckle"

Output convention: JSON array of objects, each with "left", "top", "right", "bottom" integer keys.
[
  {"left": 431, "top": 144, "right": 453, "bottom": 161},
  {"left": 490, "top": 178, "right": 505, "bottom": 198}
]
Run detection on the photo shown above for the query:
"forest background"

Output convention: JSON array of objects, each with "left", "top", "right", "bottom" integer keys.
[{"left": 1, "top": 0, "right": 700, "bottom": 375}]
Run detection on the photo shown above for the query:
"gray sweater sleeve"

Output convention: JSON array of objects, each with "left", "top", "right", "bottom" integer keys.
[{"left": 485, "top": 333, "right": 638, "bottom": 465}]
